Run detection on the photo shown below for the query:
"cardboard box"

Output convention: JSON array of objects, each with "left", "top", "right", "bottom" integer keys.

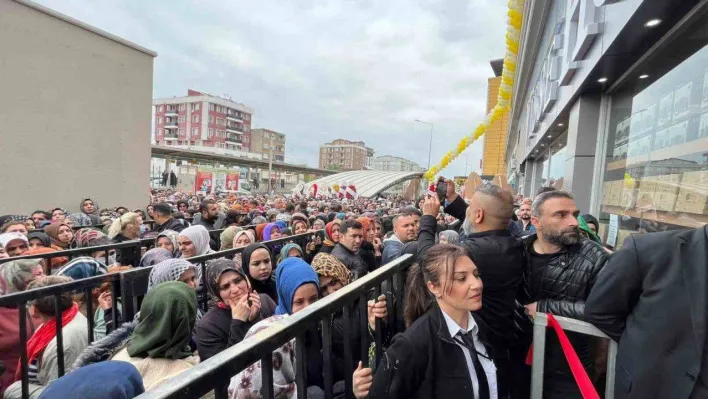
[
  {"left": 619, "top": 187, "right": 638, "bottom": 209},
  {"left": 675, "top": 189, "right": 708, "bottom": 214},
  {"left": 602, "top": 181, "right": 614, "bottom": 206},
  {"left": 654, "top": 191, "right": 678, "bottom": 212},
  {"left": 608, "top": 180, "right": 624, "bottom": 206},
  {"left": 636, "top": 178, "right": 657, "bottom": 208},
  {"left": 654, "top": 174, "right": 682, "bottom": 195}
]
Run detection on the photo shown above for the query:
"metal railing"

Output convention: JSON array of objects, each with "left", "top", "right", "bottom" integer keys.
[
  {"left": 0, "top": 230, "right": 323, "bottom": 399},
  {"left": 138, "top": 254, "right": 410, "bottom": 399},
  {"left": 531, "top": 313, "right": 617, "bottom": 399},
  {"left": 0, "top": 240, "right": 145, "bottom": 270}
]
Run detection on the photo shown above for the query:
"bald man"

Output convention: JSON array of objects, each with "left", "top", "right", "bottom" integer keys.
[{"left": 421, "top": 181, "right": 528, "bottom": 399}]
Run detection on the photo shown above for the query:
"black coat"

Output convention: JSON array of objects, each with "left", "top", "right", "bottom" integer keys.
[
  {"left": 585, "top": 227, "right": 708, "bottom": 399},
  {"left": 357, "top": 241, "right": 379, "bottom": 272},
  {"left": 522, "top": 234, "right": 608, "bottom": 398},
  {"left": 331, "top": 244, "right": 368, "bottom": 281},
  {"left": 195, "top": 294, "right": 276, "bottom": 362},
  {"left": 368, "top": 304, "right": 498, "bottom": 399},
  {"left": 155, "top": 217, "right": 189, "bottom": 233}
]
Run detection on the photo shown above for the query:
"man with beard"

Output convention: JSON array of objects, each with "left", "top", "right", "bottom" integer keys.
[
  {"left": 193, "top": 199, "right": 220, "bottom": 230},
  {"left": 515, "top": 200, "right": 535, "bottom": 236},
  {"left": 429, "top": 182, "right": 527, "bottom": 399},
  {"left": 521, "top": 190, "right": 608, "bottom": 399}
]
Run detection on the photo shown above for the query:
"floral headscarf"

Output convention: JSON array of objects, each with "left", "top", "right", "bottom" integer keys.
[
  {"left": 311, "top": 253, "right": 351, "bottom": 287},
  {"left": 148, "top": 258, "right": 201, "bottom": 290},
  {"left": 157, "top": 230, "right": 180, "bottom": 257}
]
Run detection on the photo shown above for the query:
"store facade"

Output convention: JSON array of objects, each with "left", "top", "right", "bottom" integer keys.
[{"left": 506, "top": 0, "right": 708, "bottom": 247}]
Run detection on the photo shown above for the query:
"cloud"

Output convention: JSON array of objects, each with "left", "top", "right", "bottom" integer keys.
[{"left": 35, "top": 0, "right": 508, "bottom": 177}]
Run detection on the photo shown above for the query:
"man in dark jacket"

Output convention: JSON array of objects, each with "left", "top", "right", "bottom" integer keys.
[
  {"left": 331, "top": 219, "right": 368, "bottom": 281},
  {"left": 421, "top": 182, "right": 526, "bottom": 399},
  {"left": 152, "top": 202, "right": 188, "bottom": 233},
  {"left": 522, "top": 190, "right": 608, "bottom": 399},
  {"left": 193, "top": 199, "right": 220, "bottom": 230},
  {"left": 585, "top": 226, "right": 708, "bottom": 399}
]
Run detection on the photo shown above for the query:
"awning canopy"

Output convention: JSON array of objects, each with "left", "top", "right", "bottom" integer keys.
[{"left": 305, "top": 171, "right": 424, "bottom": 198}]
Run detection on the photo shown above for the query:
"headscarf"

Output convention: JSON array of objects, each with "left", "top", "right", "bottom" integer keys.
[
  {"left": 274, "top": 257, "right": 319, "bottom": 315},
  {"left": 127, "top": 281, "right": 197, "bottom": 360},
  {"left": 0, "top": 258, "right": 43, "bottom": 295},
  {"left": 357, "top": 217, "right": 373, "bottom": 242},
  {"left": 27, "top": 231, "right": 51, "bottom": 248},
  {"left": 336, "top": 213, "right": 346, "bottom": 221},
  {"left": 229, "top": 315, "right": 295, "bottom": 399},
  {"left": 156, "top": 230, "right": 180, "bottom": 257},
  {"left": 37, "top": 361, "right": 144, "bottom": 399},
  {"left": 278, "top": 243, "right": 303, "bottom": 264},
  {"left": 291, "top": 219, "right": 309, "bottom": 234},
  {"left": 0, "top": 232, "right": 28, "bottom": 249},
  {"left": 255, "top": 223, "right": 267, "bottom": 241},
  {"left": 205, "top": 258, "right": 245, "bottom": 303},
  {"left": 438, "top": 230, "right": 460, "bottom": 245},
  {"left": 80, "top": 198, "right": 100, "bottom": 217},
  {"left": 311, "top": 253, "right": 351, "bottom": 287},
  {"left": 148, "top": 258, "right": 201, "bottom": 290},
  {"left": 0, "top": 215, "right": 28, "bottom": 230},
  {"left": 178, "top": 225, "right": 213, "bottom": 257},
  {"left": 241, "top": 243, "right": 276, "bottom": 301},
  {"left": 219, "top": 226, "right": 242, "bottom": 251},
  {"left": 312, "top": 219, "right": 326, "bottom": 230},
  {"left": 67, "top": 213, "right": 93, "bottom": 227},
  {"left": 274, "top": 220, "right": 287, "bottom": 231},
  {"left": 55, "top": 257, "right": 108, "bottom": 280},
  {"left": 73, "top": 228, "right": 110, "bottom": 248},
  {"left": 232, "top": 230, "right": 255, "bottom": 249},
  {"left": 140, "top": 248, "right": 174, "bottom": 267},
  {"left": 323, "top": 220, "right": 341, "bottom": 247},
  {"left": 327, "top": 212, "right": 337, "bottom": 223},
  {"left": 44, "top": 222, "right": 72, "bottom": 248},
  {"left": 263, "top": 223, "right": 281, "bottom": 241}
]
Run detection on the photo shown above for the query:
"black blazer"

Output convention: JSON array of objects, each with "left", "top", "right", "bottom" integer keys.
[
  {"left": 585, "top": 226, "right": 708, "bottom": 399},
  {"left": 368, "top": 304, "right": 499, "bottom": 399}
]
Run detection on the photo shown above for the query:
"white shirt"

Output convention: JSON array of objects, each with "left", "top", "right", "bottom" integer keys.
[{"left": 441, "top": 309, "right": 498, "bottom": 399}]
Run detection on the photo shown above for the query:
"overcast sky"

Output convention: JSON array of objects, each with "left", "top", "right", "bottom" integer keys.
[{"left": 37, "top": 0, "right": 507, "bottom": 177}]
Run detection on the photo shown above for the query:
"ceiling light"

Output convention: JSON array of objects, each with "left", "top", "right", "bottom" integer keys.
[
  {"left": 547, "top": 134, "right": 552, "bottom": 138},
  {"left": 540, "top": 144, "right": 545, "bottom": 147},
  {"left": 557, "top": 123, "right": 564, "bottom": 127},
  {"left": 597, "top": 77, "right": 608, "bottom": 83},
  {"left": 639, "top": 74, "right": 649, "bottom": 79},
  {"left": 644, "top": 19, "right": 662, "bottom": 27}
]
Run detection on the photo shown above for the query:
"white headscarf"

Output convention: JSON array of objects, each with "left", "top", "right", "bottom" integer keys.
[{"left": 178, "top": 225, "right": 213, "bottom": 257}]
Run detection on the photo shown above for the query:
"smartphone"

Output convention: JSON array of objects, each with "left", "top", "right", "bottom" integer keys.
[
  {"left": 436, "top": 178, "right": 447, "bottom": 202},
  {"left": 247, "top": 288, "right": 253, "bottom": 307}
]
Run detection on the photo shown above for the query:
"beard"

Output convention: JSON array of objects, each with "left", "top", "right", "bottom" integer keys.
[
  {"left": 520, "top": 215, "right": 531, "bottom": 221},
  {"left": 541, "top": 225, "right": 581, "bottom": 247},
  {"left": 462, "top": 219, "right": 476, "bottom": 235}
]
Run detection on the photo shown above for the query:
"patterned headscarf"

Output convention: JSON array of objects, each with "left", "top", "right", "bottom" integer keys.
[
  {"left": 311, "top": 253, "right": 351, "bottom": 287},
  {"left": 147, "top": 258, "right": 201, "bottom": 290},
  {"left": 205, "top": 258, "right": 245, "bottom": 303},
  {"left": 0, "top": 258, "right": 43, "bottom": 295},
  {"left": 140, "top": 248, "right": 174, "bottom": 267},
  {"left": 156, "top": 230, "right": 180, "bottom": 257},
  {"left": 73, "top": 228, "right": 110, "bottom": 248},
  {"left": 178, "top": 225, "right": 212, "bottom": 257},
  {"left": 55, "top": 257, "right": 108, "bottom": 280},
  {"left": 67, "top": 213, "right": 93, "bottom": 227},
  {"left": 0, "top": 215, "right": 28, "bottom": 229}
]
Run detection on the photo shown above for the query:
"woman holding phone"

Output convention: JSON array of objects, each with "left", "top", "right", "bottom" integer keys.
[{"left": 196, "top": 258, "right": 276, "bottom": 362}]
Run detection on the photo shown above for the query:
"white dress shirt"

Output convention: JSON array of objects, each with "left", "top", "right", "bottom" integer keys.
[{"left": 441, "top": 309, "right": 498, "bottom": 399}]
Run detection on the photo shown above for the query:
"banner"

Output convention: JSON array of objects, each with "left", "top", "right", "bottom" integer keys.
[
  {"left": 226, "top": 173, "right": 239, "bottom": 191},
  {"left": 196, "top": 171, "right": 213, "bottom": 193}
]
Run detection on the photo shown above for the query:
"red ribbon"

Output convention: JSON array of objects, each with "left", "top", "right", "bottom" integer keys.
[{"left": 525, "top": 314, "right": 600, "bottom": 399}]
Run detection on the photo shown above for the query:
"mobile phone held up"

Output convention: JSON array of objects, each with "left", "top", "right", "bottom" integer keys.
[{"left": 435, "top": 177, "right": 447, "bottom": 203}]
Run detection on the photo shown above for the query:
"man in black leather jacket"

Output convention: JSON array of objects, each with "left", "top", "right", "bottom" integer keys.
[
  {"left": 331, "top": 219, "right": 369, "bottom": 281},
  {"left": 521, "top": 190, "right": 608, "bottom": 399}
]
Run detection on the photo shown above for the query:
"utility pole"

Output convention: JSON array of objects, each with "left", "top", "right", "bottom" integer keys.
[{"left": 268, "top": 133, "right": 274, "bottom": 192}]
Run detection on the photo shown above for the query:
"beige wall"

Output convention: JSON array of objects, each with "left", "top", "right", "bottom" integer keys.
[{"left": 0, "top": 0, "right": 155, "bottom": 214}]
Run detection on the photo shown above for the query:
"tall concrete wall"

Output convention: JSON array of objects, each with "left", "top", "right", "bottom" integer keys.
[{"left": 0, "top": 0, "right": 155, "bottom": 214}]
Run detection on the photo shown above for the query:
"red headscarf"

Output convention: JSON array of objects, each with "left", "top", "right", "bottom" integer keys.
[
  {"left": 324, "top": 220, "right": 341, "bottom": 247},
  {"left": 255, "top": 223, "right": 267, "bottom": 242}
]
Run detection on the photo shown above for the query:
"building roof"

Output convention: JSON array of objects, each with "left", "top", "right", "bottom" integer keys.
[
  {"left": 305, "top": 170, "right": 423, "bottom": 198},
  {"left": 490, "top": 58, "right": 504, "bottom": 77}
]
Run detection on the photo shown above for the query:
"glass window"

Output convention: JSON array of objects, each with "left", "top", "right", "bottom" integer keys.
[{"left": 599, "top": 26, "right": 708, "bottom": 247}]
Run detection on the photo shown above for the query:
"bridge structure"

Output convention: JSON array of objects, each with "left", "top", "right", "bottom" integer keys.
[{"left": 151, "top": 145, "right": 336, "bottom": 177}]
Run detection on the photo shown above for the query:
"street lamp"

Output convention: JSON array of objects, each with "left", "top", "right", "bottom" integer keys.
[{"left": 414, "top": 119, "right": 434, "bottom": 170}]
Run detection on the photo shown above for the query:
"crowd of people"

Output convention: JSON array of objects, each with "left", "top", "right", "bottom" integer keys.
[{"left": 0, "top": 180, "right": 705, "bottom": 399}]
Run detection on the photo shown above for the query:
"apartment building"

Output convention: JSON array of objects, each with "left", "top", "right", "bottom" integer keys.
[
  {"left": 153, "top": 89, "right": 253, "bottom": 153},
  {"left": 319, "top": 139, "right": 374, "bottom": 170},
  {"left": 251, "top": 128, "right": 286, "bottom": 162},
  {"left": 373, "top": 155, "right": 424, "bottom": 172}
]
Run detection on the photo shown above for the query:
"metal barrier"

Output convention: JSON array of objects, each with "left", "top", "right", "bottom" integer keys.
[
  {"left": 531, "top": 313, "right": 617, "bottom": 399},
  {"left": 138, "top": 254, "right": 410, "bottom": 399},
  {"left": 0, "top": 240, "right": 145, "bottom": 270},
  {"left": 0, "top": 230, "right": 323, "bottom": 399}
]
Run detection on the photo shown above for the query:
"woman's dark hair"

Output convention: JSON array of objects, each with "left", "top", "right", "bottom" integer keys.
[
  {"left": 223, "top": 210, "right": 241, "bottom": 226},
  {"left": 27, "top": 276, "right": 74, "bottom": 316},
  {"left": 403, "top": 244, "right": 468, "bottom": 328}
]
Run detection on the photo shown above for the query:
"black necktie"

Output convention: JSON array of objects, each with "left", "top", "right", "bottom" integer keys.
[{"left": 457, "top": 331, "right": 490, "bottom": 399}]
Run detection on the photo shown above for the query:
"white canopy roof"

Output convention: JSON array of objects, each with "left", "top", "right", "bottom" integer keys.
[{"left": 304, "top": 170, "right": 424, "bottom": 198}]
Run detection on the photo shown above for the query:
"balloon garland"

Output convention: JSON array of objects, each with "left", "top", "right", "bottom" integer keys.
[{"left": 423, "top": 0, "right": 526, "bottom": 181}]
